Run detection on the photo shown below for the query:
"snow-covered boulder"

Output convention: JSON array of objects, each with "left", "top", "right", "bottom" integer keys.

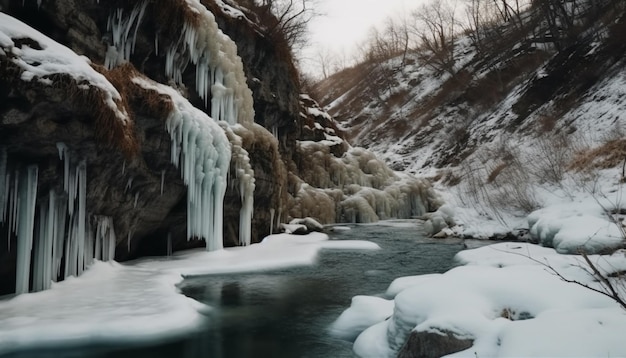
[
  {"left": 279, "top": 223, "right": 309, "bottom": 235},
  {"left": 528, "top": 199, "right": 624, "bottom": 254},
  {"left": 422, "top": 205, "right": 456, "bottom": 237},
  {"left": 349, "top": 242, "right": 626, "bottom": 358},
  {"left": 289, "top": 217, "right": 325, "bottom": 232}
]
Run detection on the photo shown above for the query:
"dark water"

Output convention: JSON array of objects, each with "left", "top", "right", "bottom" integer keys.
[{"left": 3, "top": 222, "right": 464, "bottom": 358}]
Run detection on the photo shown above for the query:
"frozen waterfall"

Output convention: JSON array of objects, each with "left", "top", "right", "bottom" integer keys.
[
  {"left": 107, "top": 0, "right": 257, "bottom": 248},
  {"left": 1, "top": 147, "right": 117, "bottom": 295}
]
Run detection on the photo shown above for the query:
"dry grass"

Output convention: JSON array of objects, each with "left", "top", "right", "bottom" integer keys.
[
  {"left": 569, "top": 138, "right": 626, "bottom": 172},
  {"left": 1, "top": 51, "right": 140, "bottom": 157},
  {"left": 99, "top": 63, "right": 174, "bottom": 119},
  {"left": 487, "top": 162, "right": 509, "bottom": 184}
]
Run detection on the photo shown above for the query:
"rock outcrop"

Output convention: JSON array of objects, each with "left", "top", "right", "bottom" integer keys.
[{"left": 397, "top": 330, "right": 474, "bottom": 358}]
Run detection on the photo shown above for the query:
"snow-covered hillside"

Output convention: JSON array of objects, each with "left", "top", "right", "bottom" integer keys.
[{"left": 314, "top": 2, "right": 626, "bottom": 244}]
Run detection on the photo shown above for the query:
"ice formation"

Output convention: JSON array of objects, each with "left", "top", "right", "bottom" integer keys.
[
  {"left": 221, "top": 124, "right": 256, "bottom": 246},
  {"left": 0, "top": 146, "right": 118, "bottom": 295},
  {"left": 293, "top": 142, "right": 437, "bottom": 223},
  {"left": 105, "top": 0, "right": 258, "bottom": 246},
  {"left": 132, "top": 77, "right": 231, "bottom": 250},
  {"left": 105, "top": 0, "right": 255, "bottom": 125},
  {"left": 104, "top": 1, "right": 148, "bottom": 69}
]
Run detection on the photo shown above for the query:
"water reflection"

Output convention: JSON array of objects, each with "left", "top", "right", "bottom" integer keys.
[{"left": 179, "top": 223, "right": 465, "bottom": 358}]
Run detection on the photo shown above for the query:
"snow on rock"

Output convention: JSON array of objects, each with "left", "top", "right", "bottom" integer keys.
[
  {"left": 421, "top": 205, "right": 457, "bottom": 237},
  {"left": 348, "top": 242, "right": 626, "bottom": 358},
  {"left": 132, "top": 77, "right": 231, "bottom": 249},
  {"left": 289, "top": 217, "right": 324, "bottom": 232},
  {"left": 528, "top": 194, "right": 625, "bottom": 254},
  {"left": 280, "top": 223, "right": 309, "bottom": 235},
  {"left": 0, "top": 12, "right": 131, "bottom": 126},
  {"left": 330, "top": 295, "right": 394, "bottom": 341}
]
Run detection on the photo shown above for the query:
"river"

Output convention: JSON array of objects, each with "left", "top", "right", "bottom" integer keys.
[{"left": 4, "top": 221, "right": 465, "bottom": 358}]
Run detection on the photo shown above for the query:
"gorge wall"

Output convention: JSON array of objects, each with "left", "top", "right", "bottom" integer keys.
[{"left": 0, "top": 0, "right": 440, "bottom": 295}]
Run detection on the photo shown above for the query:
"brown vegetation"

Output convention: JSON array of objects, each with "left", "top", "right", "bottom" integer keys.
[
  {"left": 0, "top": 51, "right": 140, "bottom": 157},
  {"left": 569, "top": 138, "right": 626, "bottom": 172}
]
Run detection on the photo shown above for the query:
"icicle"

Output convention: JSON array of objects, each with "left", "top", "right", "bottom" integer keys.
[
  {"left": 0, "top": 148, "right": 7, "bottom": 223},
  {"left": 269, "top": 208, "right": 275, "bottom": 235},
  {"left": 133, "top": 77, "right": 232, "bottom": 251},
  {"left": 53, "top": 193, "right": 67, "bottom": 280},
  {"left": 76, "top": 161, "right": 87, "bottom": 276},
  {"left": 93, "top": 216, "right": 116, "bottom": 262},
  {"left": 32, "top": 190, "right": 56, "bottom": 292},
  {"left": 125, "top": 177, "right": 133, "bottom": 193},
  {"left": 133, "top": 192, "right": 139, "bottom": 208},
  {"left": 15, "top": 165, "right": 38, "bottom": 294},
  {"left": 105, "top": 1, "right": 148, "bottom": 69},
  {"left": 166, "top": 232, "right": 172, "bottom": 256},
  {"left": 11, "top": 172, "right": 18, "bottom": 234},
  {"left": 127, "top": 229, "right": 132, "bottom": 252},
  {"left": 122, "top": 160, "right": 126, "bottom": 176},
  {"left": 160, "top": 169, "right": 165, "bottom": 195}
]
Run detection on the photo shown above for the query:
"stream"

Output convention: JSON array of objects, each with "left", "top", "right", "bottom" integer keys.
[{"left": 4, "top": 221, "right": 465, "bottom": 358}]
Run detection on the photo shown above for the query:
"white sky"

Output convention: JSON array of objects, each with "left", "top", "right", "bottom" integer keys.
[{"left": 299, "top": 0, "right": 426, "bottom": 77}]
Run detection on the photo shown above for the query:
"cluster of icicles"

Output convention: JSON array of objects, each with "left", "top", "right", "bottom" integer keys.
[
  {"left": 0, "top": 147, "right": 116, "bottom": 295},
  {"left": 0, "top": 0, "right": 258, "bottom": 295},
  {"left": 105, "top": 0, "right": 254, "bottom": 125},
  {"left": 107, "top": 0, "right": 256, "bottom": 246}
]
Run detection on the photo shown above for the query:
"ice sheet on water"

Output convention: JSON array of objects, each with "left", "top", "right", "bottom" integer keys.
[
  {"left": 0, "top": 261, "right": 206, "bottom": 355},
  {"left": 133, "top": 232, "right": 380, "bottom": 276}
]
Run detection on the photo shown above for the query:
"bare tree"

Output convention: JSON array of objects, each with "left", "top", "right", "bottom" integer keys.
[
  {"left": 410, "top": 0, "right": 459, "bottom": 76},
  {"left": 314, "top": 46, "right": 334, "bottom": 79},
  {"left": 252, "top": 0, "right": 318, "bottom": 49}
]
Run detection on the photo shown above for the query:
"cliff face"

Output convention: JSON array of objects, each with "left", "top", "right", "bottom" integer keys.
[{"left": 0, "top": 0, "right": 298, "bottom": 294}]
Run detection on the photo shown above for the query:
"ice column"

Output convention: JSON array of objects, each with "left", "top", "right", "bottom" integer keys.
[
  {"left": 0, "top": 149, "right": 7, "bottom": 224},
  {"left": 222, "top": 126, "right": 255, "bottom": 246},
  {"left": 15, "top": 166, "right": 38, "bottom": 295},
  {"left": 94, "top": 216, "right": 116, "bottom": 262}
]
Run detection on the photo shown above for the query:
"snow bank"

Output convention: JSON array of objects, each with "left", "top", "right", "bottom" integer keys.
[
  {"left": 330, "top": 296, "right": 394, "bottom": 341},
  {"left": 133, "top": 232, "right": 380, "bottom": 276},
  {"left": 0, "top": 261, "right": 206, "bottom": 355},
  {"left": 346, "top": 242, "right": 626, "bottom": 357},
  {"left": 528, "top": 196, "right": 624, "bottom": 254}
]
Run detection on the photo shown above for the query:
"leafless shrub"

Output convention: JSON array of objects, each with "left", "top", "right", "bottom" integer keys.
[{"left": 524, "top": 133, "right": 574, "bottom": 184}]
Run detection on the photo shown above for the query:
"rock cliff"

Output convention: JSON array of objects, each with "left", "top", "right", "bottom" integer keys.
[{"left": 0, "top": 0, "right": 440, "bottom": 295}]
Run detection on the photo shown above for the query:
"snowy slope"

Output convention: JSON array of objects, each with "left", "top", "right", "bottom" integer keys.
[{"left": 313, "top": 5, "right": 626, "bottom": 246}]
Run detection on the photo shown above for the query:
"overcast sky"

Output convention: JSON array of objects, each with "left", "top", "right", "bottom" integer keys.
[{"left": 299, "top": 0, "right": 425, "bottom": 77}]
